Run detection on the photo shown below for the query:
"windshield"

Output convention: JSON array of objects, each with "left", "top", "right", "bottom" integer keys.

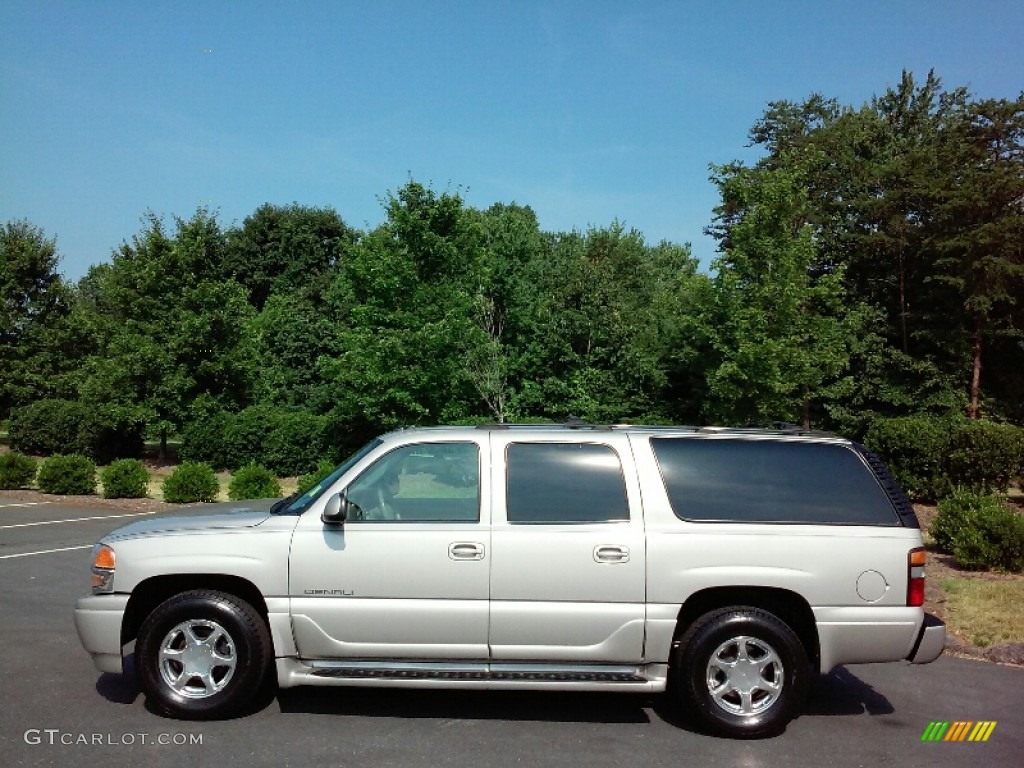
[{"left": 283, "top": 439, "right": 382, "bottom": 515}]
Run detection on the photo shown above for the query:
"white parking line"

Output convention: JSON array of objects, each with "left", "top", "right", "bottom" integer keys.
[
  {"left": 0, "top": 545, "right": 93, "bottom": 560},
  {"left": 0, "top": 511, "right": 155, "bottom": 530},
  {"left": 0, "top": 501, "right": 54, "bottom": 508}
]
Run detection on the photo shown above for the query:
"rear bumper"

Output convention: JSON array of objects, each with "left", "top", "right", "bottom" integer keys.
[
  {"left": 815, "top": 606, "right": 946, "bottom": 672},
  {"left": 74, "top": 594, "right": 129, "bottom": 674},
  {"left": 907, "top": 612, "right": 945, "bottom": 664}
]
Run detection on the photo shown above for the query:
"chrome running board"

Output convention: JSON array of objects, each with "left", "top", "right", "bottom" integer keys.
[{"left": 277, "top": 658, "right": 669, "bottom": 691}]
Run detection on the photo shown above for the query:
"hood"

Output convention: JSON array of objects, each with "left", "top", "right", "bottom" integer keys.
[{"left": 104, "top": 499, "right": 277, "bottom": 541}]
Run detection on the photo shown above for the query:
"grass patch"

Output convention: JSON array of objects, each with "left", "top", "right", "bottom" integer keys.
[{"left": 941, "top": 578, "right": 1024, "bottom": 647}]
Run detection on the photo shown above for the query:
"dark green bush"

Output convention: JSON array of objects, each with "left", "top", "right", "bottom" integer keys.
[
  {"left": 297, "top": 458, "right": 335, "bottom": 495},
  {"left": 866, "top": 415, "right": 1024, "bottom": 501},
  {"left": 228, "top": 463, "right": 282, "bottom": 501},
  {"left": 187, "top": 406, "right": 329, "bottom": 476},
  {"left": 264, "top": 410, "right": 328, "bottom": 476},
  {"left": 36, "top": 454, "right": 97, "bottom": 495},
  {"left": 946, "top": 421, "right": 1024, "bottom": 494},
  {"left": 9, "top": 399, "right": 144, "bottom": 463},
  {"left": 10, "top": 399, "right": 89, "bottom": 457},
  {"left": 864, "top": 415, "right": 951, "bottom": 500},
  {"left": 79, "top": 405, "right": 147, "bottom": 464},
  {"left": 162, "top": 462, "right": 220, "bottom": 504},
  {"left": 100, "top": 459, "right": 150, "bottom": 499},
  {"left": 933, "top": 490, "right": 1024, "bottom": 572},
  {"left": 0, "top": 452, "right": 37, "bottom": 489},
  {"left": 179, "top": 408, "right": 234, "bottom": 470},
  {"left": 222, "top": 406, "right": 278, "bottom": 470}
]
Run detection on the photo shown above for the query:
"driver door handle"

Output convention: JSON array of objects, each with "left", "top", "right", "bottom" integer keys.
[
  {"left": 594, "top": 545, "right": 630, "bottom": 563},
  {"left": 448, "top": 542, "right": 485, "bottom": 561}
]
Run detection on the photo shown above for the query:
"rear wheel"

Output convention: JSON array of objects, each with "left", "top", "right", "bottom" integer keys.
[
  {"left": 137, "top": 590, "right": 271, "bottom": 719},
  {"left": 672, "top": 607, "right": 808, "bottom": 738}
]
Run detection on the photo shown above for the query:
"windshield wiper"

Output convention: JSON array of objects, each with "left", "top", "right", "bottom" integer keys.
[{"left": 269, "top": 492, "right": 299, "bottom": 515}]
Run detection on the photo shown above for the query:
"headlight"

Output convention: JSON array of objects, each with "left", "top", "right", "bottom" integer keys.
[{"left": 91, "top": 544, "right": 115, "bottom": 593}]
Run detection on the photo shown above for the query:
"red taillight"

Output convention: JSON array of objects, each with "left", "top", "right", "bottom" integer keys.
[{"left": 908, "top": 547, "right": 926, "bottom": 607}]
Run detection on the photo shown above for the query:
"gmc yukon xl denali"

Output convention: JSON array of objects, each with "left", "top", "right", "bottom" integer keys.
[{"left": 75, "top": 423, "right": 945, "bottom": 738}]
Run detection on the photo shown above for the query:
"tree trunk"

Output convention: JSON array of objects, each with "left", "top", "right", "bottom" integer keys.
[
  {"left": 802, "top": 389, "right": 811, "bottom": 430},
  {"left": 159, "top": 428, "right": 168, "bottom": 461},
  {"left": 967, "top": 317, "right": 983, "bottom": 419}
]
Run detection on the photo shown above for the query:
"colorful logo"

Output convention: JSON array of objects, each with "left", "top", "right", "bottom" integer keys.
[{"left": 921, "top": 721, "right": 997, "bottom": 742}]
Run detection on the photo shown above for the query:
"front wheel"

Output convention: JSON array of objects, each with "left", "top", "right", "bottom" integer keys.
[
  {"left": 672, "top": 607, "right": 808, "bottom": 738},
  {"left": 136, "top": 590, "right": 272, "bottom": 720}
]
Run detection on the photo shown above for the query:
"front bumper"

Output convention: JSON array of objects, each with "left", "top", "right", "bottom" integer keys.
[
  {"left": 74, "top": 594, "right": 129, "bottom": 674},
  {"left": 907, "top": 612, "right": 945, "bottom": 664}
]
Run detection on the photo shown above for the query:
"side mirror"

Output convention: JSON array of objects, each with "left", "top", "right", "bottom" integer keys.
[{"left": 322, "top": 491, "right": 348, "bottom": 525}]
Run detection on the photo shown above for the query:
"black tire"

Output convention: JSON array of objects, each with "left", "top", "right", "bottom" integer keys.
[
  {"left": 136, "top": 590, "right": 272, "bottom": 720},
  {"left": 672, "top": 606, "right": 808, "bottom": 739}
]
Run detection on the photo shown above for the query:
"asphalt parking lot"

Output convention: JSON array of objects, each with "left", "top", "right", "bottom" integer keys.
[{"left": 1, "top": 499, "right": 1021, "bottom": 768}]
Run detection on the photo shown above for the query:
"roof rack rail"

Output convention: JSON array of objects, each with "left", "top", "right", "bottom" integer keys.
[
  {"left": 469, "top": 420, "right": 838, "bottom": 437},
  {"left": 732, "top": 421, "right": 837, "bottom": 437},
  {"left": 474, "top": 416, "right": 613, "bottom": 431}
]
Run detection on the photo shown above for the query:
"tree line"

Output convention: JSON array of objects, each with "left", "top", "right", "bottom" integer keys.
[{"left": 2, "top": 71, "right": 1021, "bottom": 467}]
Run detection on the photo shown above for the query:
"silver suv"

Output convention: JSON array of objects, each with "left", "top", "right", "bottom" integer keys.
[{"left": 75, "top": 423, "right": 945, "bottom": 738}]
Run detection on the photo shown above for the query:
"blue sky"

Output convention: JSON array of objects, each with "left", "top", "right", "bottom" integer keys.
[{"left": 2, "top": 1, "right": 1022, "bottom": 280}]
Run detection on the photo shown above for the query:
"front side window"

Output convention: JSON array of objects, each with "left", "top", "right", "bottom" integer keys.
[
  {"left": 346, "top": 442, "right": 479, "bottom": 522},
  {"left": 505, "top": 442, "right": 629, "bottom": 524},
  {"left": 283, "top": 439, "right": 382, "bottom": 515}
]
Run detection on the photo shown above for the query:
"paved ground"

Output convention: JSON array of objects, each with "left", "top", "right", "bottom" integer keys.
[{"left": 1, "top": 500, "right": 1021, "bottom": 768}]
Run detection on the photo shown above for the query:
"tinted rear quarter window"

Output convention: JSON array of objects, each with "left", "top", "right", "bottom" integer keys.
[
  {"left": 506, "top": 442, "right": 629, "bottom": 523},
  {"left": 651, "top": 438, "right": 900, "bottom": 525}
]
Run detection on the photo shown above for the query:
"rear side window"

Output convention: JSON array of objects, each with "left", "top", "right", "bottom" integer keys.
[
  {"left": 506, "top": 442, "right": 629, "bottom": 524},
  {"left": 651, "top": 438, "right": 900, "bottom": 525}
]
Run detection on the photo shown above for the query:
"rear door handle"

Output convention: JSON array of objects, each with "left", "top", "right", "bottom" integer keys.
[
  {"left": 594, "top": 545, "right": 630, "bottom": 563},
  {"left": 449, "top": 542, "right": 485, "bottom": 561}
]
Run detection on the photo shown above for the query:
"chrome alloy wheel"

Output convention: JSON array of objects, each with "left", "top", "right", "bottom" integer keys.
[
  {"left": 158, "top": 619, "right": 237, "bottom": 699},
  {"left": 705, "top": 635, "right": 784, "bottom": 716}
]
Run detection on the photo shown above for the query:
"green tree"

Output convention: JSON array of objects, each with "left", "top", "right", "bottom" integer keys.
[
  {"left": 511, "top": 224, "right": 700, "bottom": 423},
  {"left": 223, "top": 203, "right": 355, "bottom": 310},
  {"left": 929, "top": 96, "right": 1024, "bottom": 418},
  {"left": 732, "top": 71, "right": 1023, "bottom": 424},
  {"left": 0, "top": 220, "right": 75, "bottom": 418},
  {"left": 463, "top": 203, "right": 546, "bottom": 422},
  {"left": 705, "top": 164, "right": 856, "bottom": 427},
  {"left": 321, "top": 182, "right": 483, "bottom": 440},
  {"left": 77, "top": 210, "right": 255, "bottom": 455}
]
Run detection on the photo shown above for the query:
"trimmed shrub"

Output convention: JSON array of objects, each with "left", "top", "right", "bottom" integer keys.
[
  {"left": 79, "top": 405, "right": 147, "bottom": 464},
  {"left": 9, "top": 399, "right": 145, "bottom": 463},
  {"left": 222, "top": 406, "right": 278, "bottom": 470},
  {"left": 162, "top": 462, "right": 220, "bottom": 504},
  {"left": 228, "top": 463, "right": 282, "bottom": 501},
  {"left": 10, "top": 399, "right": 89, "bottom": 457},
  {"left": 946, "top": 421, "right": 1024, "bottom": 494},
  {"left": 865, "top": 415, "right": 1024, "bottom": 501},
  {"left": 0, "top": 451, "right": 38, "bottom": 490},
  {"left": 192, "top": 406, "right": 330, "bottom": 476},
  {"left": 864, "top": 415, "right": 950, "bottom": 499},
  {"left": 36, "top": 454, "right": 97, "bottom": 495},
  {"left": 179, "top": 408, "right": 234, "bottom": 470},
  {"left": 297, "top": 458, "right": 336, "bottom": 495},
  {"left": 264, "top": 410, "right": 328, "bottom": 476},
  {"left": 933, "top": 490, "right": 1024, "bottom": 572},
  {"left": 101, "top": 459, "right": 150, "bottom": 499}
]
